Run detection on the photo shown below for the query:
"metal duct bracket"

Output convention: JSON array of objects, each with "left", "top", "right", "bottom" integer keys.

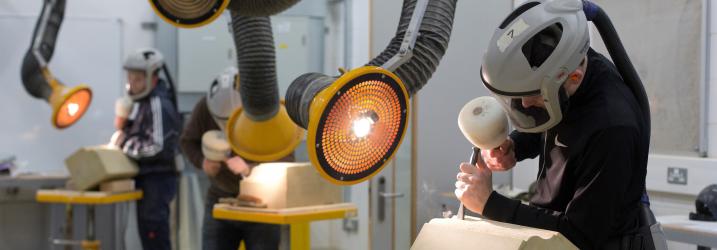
[
  {"left": 380, "top": 0, "right": 429, "bottom": 72},
  {"left": 32, "top": 0, "right": 57, "bottom": 67}
]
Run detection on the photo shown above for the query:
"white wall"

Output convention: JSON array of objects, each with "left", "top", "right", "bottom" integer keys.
[{"left": 0, "top": 0, "right": 155, "bottom": 62}]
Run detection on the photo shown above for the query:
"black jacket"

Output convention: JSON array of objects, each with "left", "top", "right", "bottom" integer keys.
[
  {"left": 482, "top": 49, "right": 649, "bottom": 249},
  {"left": 120, "top": 80, "right": 182, "bottom": 175}
]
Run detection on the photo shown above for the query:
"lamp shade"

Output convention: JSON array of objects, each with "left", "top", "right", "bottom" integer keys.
[
  {"left": 226, "top": 104, "right": 303, "bottom": 162},
  {"left": 44, "top": 69, "right": 92, "bottom": 129},
  {"left": 303, "top": 66, "right": 410, "bottom": 185},
  {"left": 149, "top": 0, "right": 229, "bottom": 28}
]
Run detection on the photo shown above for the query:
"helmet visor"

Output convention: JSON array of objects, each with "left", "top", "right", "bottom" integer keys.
[{"left": 493, "top": 92, "right": 562, "bottom": 132}]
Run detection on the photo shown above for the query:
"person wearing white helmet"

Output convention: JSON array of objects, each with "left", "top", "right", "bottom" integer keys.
[
  {"left": 180, "top": 66, "right": 289, "bottom": 250},
  {"left": 124, "top": 48, "right": 166, "bottom": 100},
  {"left": 117, "top": 48, "right": 182, "bottom": 250},
  {"left": 455, "top": 1, "right": 656, "bottom": 249}
]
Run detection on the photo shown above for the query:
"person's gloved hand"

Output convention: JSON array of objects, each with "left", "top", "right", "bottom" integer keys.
[
  {"left": 114, "top": 97, "right": 132, "bottom": 130},
  {"left": 202, "top": 158, "right": 221, "bottom": 177},
  {"left": 455, "top": 159, "right": 493, "bottom": 215},
  {"left": 225, "top": 156, "right": 250, "bottom": 177},
  {"left": 108, "top": 130, "right": 125, "bottom": 148},
  {"left": 481, "top": 138, "right": 516, "bottom": 171}
]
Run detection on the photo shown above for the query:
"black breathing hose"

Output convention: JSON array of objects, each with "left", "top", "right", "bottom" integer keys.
[
  {"left": 286, "top": 0, "right": 458, "bottom": 129},
  {"left": 20, "top": 0, "right": 66, "bottom": 101},
  {"left": 582, "top": 5, "right": 655, "bottom": 247},
  {"left": 161, "top": 64, "right": 178, "bottom": 111},
  {"left": 582, "top": 1, "right": 651, "bottom": 137},
  {"left": 230, "top": 11, "right": 280, "bottom": 121}
]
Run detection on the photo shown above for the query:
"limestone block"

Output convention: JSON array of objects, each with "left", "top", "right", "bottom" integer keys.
[
  {"left": 411, "top": 217, "right": 577, "bottom": 250},
  {"left": 65, "top": 145, "right": 138, "bottom": 191},
  {"left": 240, "top": 162, "right": 342, "bottom": 209}
]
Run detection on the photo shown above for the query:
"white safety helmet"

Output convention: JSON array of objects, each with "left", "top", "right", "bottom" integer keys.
[
  {"left": 481, "top": 0, "right": 589, "bottom": 132},
  {"left": 123, "top": 48, "right": 165, "bottom": 100},
  {"left": 207, "top": 66, "right": 242, "bottom": 131}
]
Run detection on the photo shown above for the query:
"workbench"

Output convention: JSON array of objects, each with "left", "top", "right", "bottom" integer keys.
[
  {"left": 658, "top": 215, "right": 717, "bottom": 249},
  {"left": 36, "top": 189, "right": 143, "bottom": 250},
  {"left": 213, "top": 202, "right": 357, "bottom": 250},
  {"left": 0, "top": 175, "right": 67, "bottom": 250}
]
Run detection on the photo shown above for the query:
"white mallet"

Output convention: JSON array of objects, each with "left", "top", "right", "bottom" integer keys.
[
  {"left": 455, "top": 96, "right": 509, "bottom": 219},
  {"left": 202, "top": 130, "right": 232, "bottom": 161}
]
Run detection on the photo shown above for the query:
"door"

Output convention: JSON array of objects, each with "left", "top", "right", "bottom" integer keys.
[{"left": 370, "top": 107, "right": 414, "bottom": 250}]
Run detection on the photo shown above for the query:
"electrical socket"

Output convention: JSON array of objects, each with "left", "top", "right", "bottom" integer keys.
[
  {"left": 667, "top": 167, "right": 688, "bottom": 185},
  {"left": 343, "top": 218, "right": 359, "bottom": 233}
]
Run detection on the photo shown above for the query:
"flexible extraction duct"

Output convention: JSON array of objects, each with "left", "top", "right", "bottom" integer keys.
[
  {"left": 225, "top": 11, "right": 302, "bottom": 162},
  {"left": 365, "top": 0, "right": 456, "bottom": 95},
  {"left": 285, "top": 0, "right": 457, "bottom": 185},
  {"left": 228, "top": 0, "right": 300, "bottom": 17},
  {"left": 285, "top": 73, "right": 334, "bottom": 127},
  {"left": 21, "top": 0, "right": 92, "bottom": 129},
  {"left": 287, "top": 0, "right": 457, "bottom": 129},
  {"left": 230, "top": 12, "right": 280, "bottom": 120}
]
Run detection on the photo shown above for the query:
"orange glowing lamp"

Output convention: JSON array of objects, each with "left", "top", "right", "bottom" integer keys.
[
  {"left": 304, "top": 66, "right": 410, "bottom": 185},
  {"left": 44, "top": 68, "right": 92, "bottom": 129}
]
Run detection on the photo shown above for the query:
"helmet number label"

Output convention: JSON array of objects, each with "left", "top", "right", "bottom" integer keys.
[{"left": 497, "top": 18, "right": 529, "bottom": 53}]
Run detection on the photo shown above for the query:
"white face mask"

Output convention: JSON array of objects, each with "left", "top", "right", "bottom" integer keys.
[
  {"left": 496, "top": 94, "right": 552, "bottom": 130},
  {"left": 207, "top": 67, "right": 242, "bottom": 131}
]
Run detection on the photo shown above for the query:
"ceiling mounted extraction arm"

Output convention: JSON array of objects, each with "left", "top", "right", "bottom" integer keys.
[
  {"left": 21, "top": 0, "right": 92, "bottom": 129},
  {"left": 224, "top": 11, "right": 303, "bottom": 162},
  {"left": 149, "top": 0, "right": 303, "bottom": 160},
  {"left": 285, "top": 0, "right": 457, "bottom": 185}
]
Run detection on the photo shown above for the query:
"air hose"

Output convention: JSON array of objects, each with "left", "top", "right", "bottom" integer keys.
[{"left": 582, "top": 1, "right": 651, "bottom": 140}]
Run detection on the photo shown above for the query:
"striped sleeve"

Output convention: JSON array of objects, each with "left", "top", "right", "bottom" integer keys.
[{"left": 122, "top": 96, "right": 164, "bottom": 159}]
